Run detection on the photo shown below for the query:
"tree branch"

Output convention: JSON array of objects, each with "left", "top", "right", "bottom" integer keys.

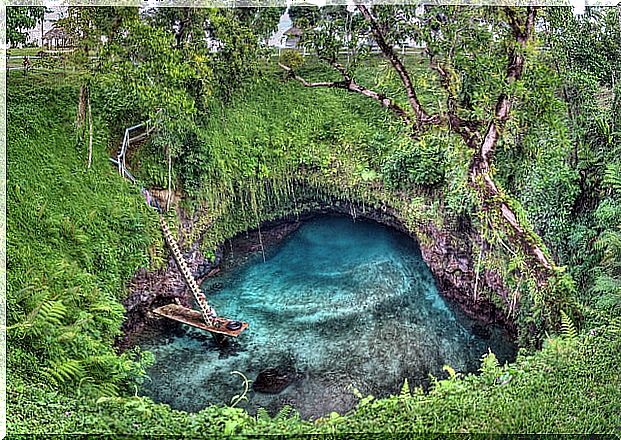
[
  {"left": 470, "top": 7, "right": 554, "bottom": 274},
  {"left": 426, "top": 51, "right": 483, "bottom": 148},
  {"left": 356, "top": 4, "right": 440, "bottom": 129},
  {"left": 477, "top": 6, "right": 537, "bottom": 165},
  {"left": 279, "top": 62, "right": 412, "bottom": 125}
]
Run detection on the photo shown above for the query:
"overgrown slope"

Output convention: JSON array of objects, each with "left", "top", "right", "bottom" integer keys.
[
  {"left": 7, "top": 72, "right": 160, "bottom": 398},
  {"left": 7, "top": 69, "right": 621, "bottom": 435}
]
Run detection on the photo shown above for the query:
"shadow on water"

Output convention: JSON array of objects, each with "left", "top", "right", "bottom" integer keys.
[{"left": 136, "top": 216, "right": 517, "bottom": 419}]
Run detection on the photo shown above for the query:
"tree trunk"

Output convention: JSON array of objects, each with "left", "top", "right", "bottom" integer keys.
[
  {"left": 467, "top": 7, "right": 555, "bottom": 281},
  {"left": 76, "top": 84, "right": 87, "bottom": 144}
]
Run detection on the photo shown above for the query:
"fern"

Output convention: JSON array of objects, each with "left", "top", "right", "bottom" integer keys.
[
  {"left": 480, "top": 350, "right": 500, "bottom": 377},
  {"left": 256, "top": 408, "right": 270, "bottom": 421},
  {"left": 608, "top": 317, "right": 621, "bottom": 334},
  {"left": 85, "top": 355, "right": 119, "bottom": 381},
  {"left": 92, "top": 381, "right": 120, "bottom": 398},
  {"left": 36, "top": 300, "right": 67, "bottom": 327},
  {"left": 43, "top": 358, "right": 84, "bottom": 386},
  {"left": 14, "top": 299, "right": 69, "bottom": 338},
  {"left": 400, "top": 378, "right": 411, "bottom": 398},
  {"left": 593, "top": 275, "right": 621, "bottom": 296},
  {"left": 274, "top": 404, "right": 293, "bottom": 420},
  {"left": 560, "top": 310, "right": 578, "bottom": 339},
  {"left": 603, "top": 163, "right": 621, "bottom": 194}
]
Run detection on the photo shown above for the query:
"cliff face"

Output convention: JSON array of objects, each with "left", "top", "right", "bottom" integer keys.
[{"left": 119, "top": 196, "right": 517, "bottom": 349}]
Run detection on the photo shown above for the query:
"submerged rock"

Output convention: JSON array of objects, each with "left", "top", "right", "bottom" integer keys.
[{"left": 253, "top": 368, "right": 297, "bottom": 394}]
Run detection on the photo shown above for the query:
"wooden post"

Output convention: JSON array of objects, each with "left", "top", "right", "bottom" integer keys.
[{"left": 87, "top": 92, "right": 93, "bottom": 169}]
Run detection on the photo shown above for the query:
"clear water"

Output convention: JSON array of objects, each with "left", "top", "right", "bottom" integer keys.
[{"left": 137, "top": 216, "right": 516, "bottom": 419}]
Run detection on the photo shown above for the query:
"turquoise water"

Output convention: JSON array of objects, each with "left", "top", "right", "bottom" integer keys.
[{"left": 138, "top": 216, "right": 516, "bottom": 418}]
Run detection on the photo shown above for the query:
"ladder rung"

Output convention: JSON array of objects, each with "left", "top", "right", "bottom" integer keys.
[{"left": 160, "top": 214, "right": 217, "bottom": 324}]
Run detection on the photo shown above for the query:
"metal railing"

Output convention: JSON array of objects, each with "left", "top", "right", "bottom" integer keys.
[{"left": 115, "top": 111, "right": 160, "bottom": 177}]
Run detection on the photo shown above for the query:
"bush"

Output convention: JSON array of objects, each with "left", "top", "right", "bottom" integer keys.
[
  {"left": 381, "top": 136, "right": 446, "bottom": 189},
  {"left": 279, "top": 49, "right": 304, "bottom": 71}
]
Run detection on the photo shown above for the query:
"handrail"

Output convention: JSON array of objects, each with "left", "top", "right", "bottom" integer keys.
[
  {"left": 116, "top": 110, "right": 160, "bottom": 176},
  {"left": 109, "top": 112, "right": 219, "bottom": 326}
]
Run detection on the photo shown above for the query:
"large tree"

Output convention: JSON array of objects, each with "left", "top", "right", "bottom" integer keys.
[
  {"left": 282, "top": 5, "right": 557, "bottom": 281},
  {"left": 277, "top": 5, "right": 585, "bottom": 337}
]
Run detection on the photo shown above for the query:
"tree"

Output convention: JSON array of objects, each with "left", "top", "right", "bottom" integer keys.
[
  {"left": 58, "top": 7, "right": 140, "bottom": 168},
  {"left": 7, "top": 6, "right": 45, "bottom": 47},
  {"left": 95, "top": 6, "right": 278, "bottom": 202},
  {"left": 283, "top": 6, "right": 554, "bottom": 274},
  {"left": 280, "top": 5, "right": 579, "bottom": 335}
]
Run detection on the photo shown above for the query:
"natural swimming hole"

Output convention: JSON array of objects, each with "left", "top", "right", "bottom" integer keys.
[{"left": 137, "top": 216, "right": 517, "bottom": 419}]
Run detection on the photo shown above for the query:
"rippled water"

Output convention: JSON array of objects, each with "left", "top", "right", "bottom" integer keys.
[{"left": 137, "top": 216, "right": 516, "bottom": 419}]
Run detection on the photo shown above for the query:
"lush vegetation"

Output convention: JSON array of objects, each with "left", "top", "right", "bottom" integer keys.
[
  {"left": 6, "top": 4, "right": 621, "bottom": 435},
  {"left": 7, "top": 72, "right": 161, "bottom": 399},
  {"left": 9, "top": 322, "right": 621, "bottom": 435}
]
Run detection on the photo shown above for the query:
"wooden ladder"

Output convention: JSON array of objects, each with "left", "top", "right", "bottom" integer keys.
[{"left": 159, "top": 215, "right": 214, "bottom": 326}]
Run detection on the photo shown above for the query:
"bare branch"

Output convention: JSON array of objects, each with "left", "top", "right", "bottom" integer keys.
[
  {"left": 279, "top": 63, "right": 412, "bottom": 124},
  {"left": 356, "top": 4, "right": 440, "bottom": 128}
]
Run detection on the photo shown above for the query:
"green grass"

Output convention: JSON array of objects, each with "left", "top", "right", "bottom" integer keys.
[
  {"left": 7, "top": 71, "right": 162, "bottom": 399},
  {"left": 7, "top": 46, "right": 46, "bottom": 57}
]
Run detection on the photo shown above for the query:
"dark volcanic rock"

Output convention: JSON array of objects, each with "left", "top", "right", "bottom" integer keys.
[
  {"left": 253, "top": 367, "right": 297, "bottom": 394},
  {"left": 472, "top": 323, "right": 491, "bottom": 340}
]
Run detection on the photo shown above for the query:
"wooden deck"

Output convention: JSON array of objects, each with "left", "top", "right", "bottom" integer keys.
[{"left": 153, "top": 303, "right": 249, "bottom": 337}]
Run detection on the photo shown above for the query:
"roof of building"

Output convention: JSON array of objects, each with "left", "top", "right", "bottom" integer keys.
[
  {"left": 43, "top": 27, "right": 70, "bottom": 40},
  {"left": 284, "top": 26, "right": 303, "bottom": 37}
]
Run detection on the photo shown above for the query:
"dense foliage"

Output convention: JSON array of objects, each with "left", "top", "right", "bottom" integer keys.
[
  {"left": 7, "top": 73, "right": 160, "bottom": 399},
  {"left": 6, "top": 4, "right": 621, "bottom": 435},
  {"left": 7, "top": 7, "right": 45, "bottom": 46},
  {"left": 542, "top": 7, "right": 621, "bottom": 316}
]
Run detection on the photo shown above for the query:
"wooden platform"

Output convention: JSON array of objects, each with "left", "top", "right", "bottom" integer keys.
[{"left": 153, "top": 304, "right": 248, "bottom": 337}]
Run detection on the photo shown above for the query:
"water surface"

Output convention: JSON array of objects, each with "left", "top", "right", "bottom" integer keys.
[{"left": 138, "top": 216, "right": 516, "bottom": 418}]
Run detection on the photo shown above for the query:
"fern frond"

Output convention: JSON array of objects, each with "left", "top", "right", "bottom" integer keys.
[
  {"left": 603, "top": 163, "right": 621, "bottom": 194},
  {"left": 94, "top": 381, "right": 120, "bottom": 398},
  {"left": 608, "top": 317, "right": 621, "bottom": 334},
  {"left": 256, "top": 408, "right": 270, "bottom": 421},
  {"left": 34, "top": 301, "right": 67, "bottom": 326},
  {"left": 560, "top": 310, "right": 578, "bottom": 339},
  {"left": 592, "top": 274, "right": 621, "bottom": 296},
  {"left": 400, "top": 378, "right": 411, "bottom": 397},
  {"left": 84, "top": 354, "right": 119, "bottom": 380},
  {"left": 43, "top": 358, "right": 84, "bottom": 386},
  {"left": 275, "top": 404, "right": 293, "bottom": 420}
]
